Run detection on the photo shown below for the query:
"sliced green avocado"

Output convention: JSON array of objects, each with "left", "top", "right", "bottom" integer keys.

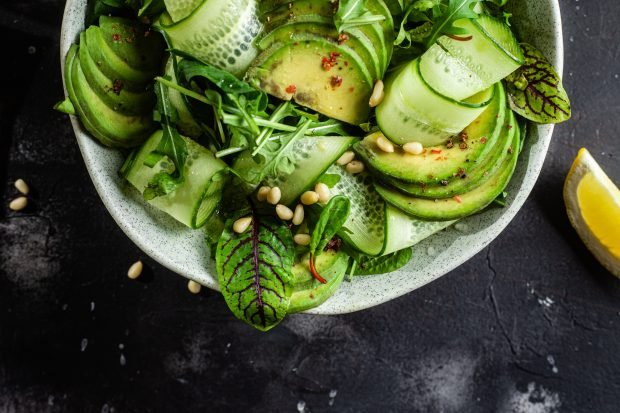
[
  {"left": 98, "top": 16, "right": 164, "bottom": 72},
  {"left": 71, "top": 52, "right": 154, "bottom": 148},
  {"left": 257, "top": 21, "right": 382, "bottom": 81},
  {"left": 356, "top": 83, "right": 505, "bottom": 185},
  {"left": 65, "top": 45, "right": 119, "bottom": 148},
  {"left": 79, "top": 32, "right": 155, "bottom": 116},
  {"left": 84, "top": 26, "right": 153, "bottom": 90},
  {"left": 289, "top": 250, "right": 350, "bottom": 314},
  {"left": 260, "top": 0, "right": 392, "bottom": 75},
  {"left": 386, "top": 110, "right": 518, "bottom": 199},
  {"left": 375, "top": 122, "right": 520, "bottom": 221},
  {"left": 247, "top": 37, "right": 373, "bottom": 125}
]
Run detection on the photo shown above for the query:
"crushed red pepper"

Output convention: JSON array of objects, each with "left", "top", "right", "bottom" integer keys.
[
  {"left": 446, "top": 139, "right": 454, "bottom": 149},
  {"left": 338, "top": 33, "right": 349, "bottom": 44},
  {"left": 431, "top": 148, "right": 442, "bottom": 154},
  {"left": 285, "top": 84, "right": 297, "bottom": 94},
  {"left": 111, "top": 79, "right": 124, "bottom": 95},
  {"left": 331, "top": 75, "right": 343, "bottom": 88}
]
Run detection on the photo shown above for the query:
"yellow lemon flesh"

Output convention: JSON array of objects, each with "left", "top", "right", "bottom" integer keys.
[{"left": 564, "top": 148, "right": 620, "bottom": 278}]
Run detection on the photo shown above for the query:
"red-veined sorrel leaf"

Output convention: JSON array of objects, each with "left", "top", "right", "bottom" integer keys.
[
  {"left": 506, "top": 43, "right": 571, "bottom": 124},
  {"left": 216, "top": 212, "right": 294, "bottom": 331}
]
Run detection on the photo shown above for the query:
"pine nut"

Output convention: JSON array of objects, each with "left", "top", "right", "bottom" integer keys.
[
  {"left": 369, "top": 80, "right": 385, "bottom": 107},
  {"left": 376, "top": 135, "right": 395, "bottom": 153},
  {"left": 276, "top": 204, "right": 294, "bottom": 220},
  {"left": 256, "top": 186, "right": 271, "bottom": 202},
  {"left": 187, "top": 280, "right": 202, "bottom": 294},
  {"left": 294, "top": 234, "right": 312, "bottom": 246},
  {"left": 314, "top": 183, "right": 331, "bottom": 203},
  {"left": 127, "top": 260, "right": 143, "bottom": 280},
  {"left": 301, "top": 191, "right": 320, "bottom": 205},
  {"left": 336, "top": 151, "right": 355, "bottom": 166},
  {"left": 267, "top": 186, "right": 282, "bottom": 205},
  {"left": 14, "top": 179, "right": 30, "bottom": 195},
  {"left": 403, "top": 142, "right": 424, "bottom": 155},
  {"left": 292, "top": 204, "right": 304, "bottom": 225},
  {"left": 346, "top": 160, "right": 365, "bottom": 174},
  {"left": 233, "top": 216, "right": 252, "bottom": 233},
  {"left": 9, "top": 197, "right": 28, "bottom": 211}
]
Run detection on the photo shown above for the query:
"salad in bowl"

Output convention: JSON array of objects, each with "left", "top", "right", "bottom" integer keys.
[{"left": 57, "top": 0, "right": 570, "bottom": 330}]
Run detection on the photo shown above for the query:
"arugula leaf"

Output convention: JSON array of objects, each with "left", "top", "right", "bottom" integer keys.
[
  {"left": 352, "top": 248, "right": 413, "bottom": 275},
  {"left": 505, "top": 43, "right": 571, "bottom": 124},
  {"left": 317, "top": 174, "right": 342, "bottom": 188},
  {"left": 138, "top": 0, "right": 165, "bottom": 16},
  {"left": 143, "top": 79, "right": 188, "bottom": 200},
  {"left": 334, "top": 0, "right": 386, "bottom": 33},
  {"left": 216, "top": 210, "right": 295, "bottom": 331},
  {"left": 424, "top": 0, "right": 482, "bottom": 48},
  {"left": 309, "top": 196, "right": 351, "bottom": 256}
]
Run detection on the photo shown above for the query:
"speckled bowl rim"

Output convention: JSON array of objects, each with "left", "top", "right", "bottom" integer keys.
[{"left": 60, "top": 0, "right": 564, "bottom": 315}]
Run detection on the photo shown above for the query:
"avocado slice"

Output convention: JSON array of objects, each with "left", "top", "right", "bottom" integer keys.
[
  {"left": 375, "top": 122, "right": 521, "bottom": 221},
  {"left": 247, "top": 38, "right": 373, "bottom": 125},
  {"left": 356, "top": 83, "right": 505, "bottom": 185},
  {"left": 71, "top": 52, "right": 154, "bottom": 148},
  {"left": 258, "top": 21, "right": 382, "bottom": 81},
  {"left": 78, "top": 32, "right": 155, "bottom": 116},
  {"left": 288, "top": 250, "right": 350, "bottom": 313},
  {"left": 84, "top": 26, "right": 154, "bottom": 90},
  {"left": 385, "top": 110, "right": 518, "bottom": 199},
  {"left": 98, "top": 16, "right": 164, "bottom": 72}
]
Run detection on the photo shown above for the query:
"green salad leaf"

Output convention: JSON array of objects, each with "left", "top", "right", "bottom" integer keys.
[
  {"left": 334, "top": 0, "right": 387, "bottom": 33},
  {"left": 424, "top": 0, "right": 482, "bottom": 48},
  {"left": 352, "top": 248, "right": 414, "bottom": 275},
  {"left": 216, "top": 210, "right": 295, "bottom": 331},
  {"left": 143, "top": 79, "right": 188, "bottom": 200},
  {"left": 310, "top": 196, "right": 351, "bottom": 256},
  {"left": 505, "top": 43, "right": 571, "bottom": 124}
]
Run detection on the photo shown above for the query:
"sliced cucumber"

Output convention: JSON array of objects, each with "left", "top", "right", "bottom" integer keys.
[
  {"left": 234, "top": 135, "right": 356, "bottom": 205},
  {"left": 156, "top": 0, "right": 262, "bottom": 76},
  {"left": 123, "top": 130, "right": 229, "bottom": 228},
  {"left": 163, "top": 0, "right": 203, "bottom": 22},
  {"left": 437, "top": 15, "right": 524, "bottom": 89},
  {"left": 327, "top": 165, "right": 454, "bottom": 256},
  {"left": 377, "top": 59, "right": 493, "bottom": 146},
  {"left": 420, "top": 43, "right": 485, "bottom": 101}
]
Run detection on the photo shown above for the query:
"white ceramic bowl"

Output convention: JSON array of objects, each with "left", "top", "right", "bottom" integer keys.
[{"left": 60, "top": 0, "right": 564, "bottom": 314}]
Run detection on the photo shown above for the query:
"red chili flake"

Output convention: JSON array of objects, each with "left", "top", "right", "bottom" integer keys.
[
  {"left": 431, "top": 148, "right": 442, "bottom": 154},
  {"left": 331, "top": 75, "right": 343, "bottom": 88},
  {"left": 447, "top": 34, "right": 473, "bottom": 41},
  {"left": 459, "top": 142, "right": 468, "bottom": 150},
  {"left": 111, "top": 79, "right": 124, "bottom": 95},
  {"left": 325, "top": 238, "right": 342, "bottom": 252},
  {"left": 112, "top": 33, "right": 121, "bottom": 42},
  {"left": 344, "top": 61, "right": 349, "bottom": 67},
  {"left": 480, "top": 137, "right": 488, "bottom": 144},
  {"left": 309, "top": 255, "right": 327, "bottom": 284},
  {"left": 322, "top": 57, "right": 333, "bottom": 71},
  {"left": 446, "top": 139, "right": 454, "bottom": 149},
  {"left": 508, "top": 146, "right": 514, "bottom": 154},
  {"left": 338, "top": 33, "right": 349, "bottom": 44},
  {"left": 285, "top": 84, "right": 297, "bottom": 94},
  {"left": 329, "top": 51, "right": 341, "bottom": 62},
  {"left": 459, "top": 131, "right": 469, "bottom": 141},
  {"left": 454, "top": 195, "right": 463, "bottom": 203}
]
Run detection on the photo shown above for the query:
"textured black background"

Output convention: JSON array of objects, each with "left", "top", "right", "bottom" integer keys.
[{"left": 1, "top": 1, "right": 620, "bottom": 412}]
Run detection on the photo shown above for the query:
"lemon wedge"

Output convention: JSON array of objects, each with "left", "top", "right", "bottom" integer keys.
[{"left": 564, "top": 148, "right": 620, "bottom": 278}]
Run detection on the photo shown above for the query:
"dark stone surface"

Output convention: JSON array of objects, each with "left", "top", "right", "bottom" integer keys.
[{"left": 1, "top": 1, "right": 619, "bottom": 412}]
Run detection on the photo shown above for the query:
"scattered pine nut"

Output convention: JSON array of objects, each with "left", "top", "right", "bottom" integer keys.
[
  {"left": 294, "top": 234, "right": 312, "bottom": 246},
  {"left": 346, "top": 160, "right": 365, "bottom": 174},
  {"left": 276, "top": 204, "right": 294, "bottom": 221},
  {"left": 336, "top": 151, "right": 355, "bottom": 166},
  {"left": 127, "top": 260, "right": 143, "bottom": 280},
  {"left": 403, "top": 142, "right": 424, "bottom": 155},
  {"left": 256, "top": 186, "right": 271, "bottom": 202},
  {"left": 301, "top": 191, "right": 320, "bottom": 205},
  {"left": 9, "top": 197, "right": 28, "bottom": 211},
  {"left": 376, "top": 135, "right": 395, "bottom": 153},
  {"left": 292, "top": 204, "right": 305, "bottom": 225},
  {"left": 14, "top": 179, "right": 30, "bottom": 195},
  {"left": 187, "top": 280, "right": 202, "bottom": 294},
  {"left": 233, "top": 216, "right": 252, "bottom": 233},
  {"left": 267, "top": 187, "right": 282, "bottom": 205},
  {"left": 369, "top": 80, "right": 385, "bottom": 107},
  {"left": 314, "top": 183, "right": 331, "bottom": 203}
]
